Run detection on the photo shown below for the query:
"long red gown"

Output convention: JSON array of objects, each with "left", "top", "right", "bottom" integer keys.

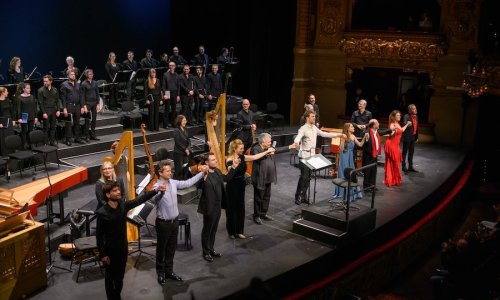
[{"left": 384, "top": 127, "right": 403, "bottom": 187}]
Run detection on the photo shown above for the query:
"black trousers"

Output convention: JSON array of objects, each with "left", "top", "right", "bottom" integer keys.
[
  {"left": 402, "top": 139, "right": 415, "bottom": 168},
  {"left": 173, "top": 152, "right": 189, "bottom": 180},
  {"left": 168, "top": 95, "right": 178, "bottom": 126},
  {"left": 155, "top": 218, "right": 179, "bottom": 275},
  {"left": 295, "top": 162, "right": 311, "bottom": 200},
  {"left": 201, "top": 207, "right": 221, "bottom": 255},
  {"left": 84, "top": 102, "right": 98, "bottom": 137},
  {"left": 19, "top": 120, "right": 35, "bottom": 147},
  {"left": 225, "top": 178, "right": 246, "bottom": 236},
  {"left": 42, "top": 111, "right": 57, "bottom": 143},
  {"left": 65, "top": 104, "right": 81, "bottom": 139},
  {"left": 362, "top": 155, "right": 378, "bottom": 189},
  {"left": 253, "top": 183, "right": 271, "bottom": 217},
  {"left": 104, "top": 253, "right": 127, "bottom": 300},
  {"left": 180, "top": 95, "right": 193, "bottom": 123},
  {"left": 194, "top": 96, "right": 206, "bottom": 123},
  {"left": 148, "top": 100, "right": 160, "bottom": 131}
]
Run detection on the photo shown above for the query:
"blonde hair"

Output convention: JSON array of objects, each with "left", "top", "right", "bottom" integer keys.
[
  {"left": 9, "top": 57, "right": 20, "bottom": 70},
  {"left": 100, "top": 161, "right": 117, "bottom": 182},
  {"left": 228, "top": 139, "right": 243, "bottom": 157}
]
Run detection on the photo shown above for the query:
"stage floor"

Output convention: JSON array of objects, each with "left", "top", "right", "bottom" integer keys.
[{"left": 22, "top": 143, "right": 467, "bottom": 300}]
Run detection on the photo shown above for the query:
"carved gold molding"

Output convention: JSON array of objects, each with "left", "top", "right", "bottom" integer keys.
[{"left": 339, "top": 32, "right": 446, "bottom": 62}]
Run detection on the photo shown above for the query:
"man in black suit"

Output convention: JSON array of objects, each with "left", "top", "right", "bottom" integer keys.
[
  {"left": 362, "top": 119, "right": 393, "bottom": 191},
  {"left": 402, "top": 104, "right": 419, "bottom": 174},
  {"left": 178, "top": 64, "right": 195, "bottom": 124},
  {"left": 197, "top": 153, "right": 238, "bottom": 263},
  {"left": 236, "top": 99, "right": 256, "bottom": 151},
  {"left": 96, "top": 181, "right": 166, "bottom": 300}
]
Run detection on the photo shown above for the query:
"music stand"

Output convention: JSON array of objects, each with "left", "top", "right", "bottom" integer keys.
[
  {"left": 300, "top": 154, "right": 333, "bottom": 205},
  {"left": 43, "top": 167, "right": 72, "bottom": 275}
]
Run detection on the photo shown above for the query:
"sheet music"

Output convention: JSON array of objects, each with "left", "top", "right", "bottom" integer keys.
[
  {"left": 165, "top": 90, "right": 170, "bottom": 99},
  {"left": 127, "top": 203, "right": 145, "bottom": 218},
  {"left": 136, "top": 174, "right": 151, "bottom": 195},
  {"left": 307, "top": 156, "right": 330, "bottom": 169}
]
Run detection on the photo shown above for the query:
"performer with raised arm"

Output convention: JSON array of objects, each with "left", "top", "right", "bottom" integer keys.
[
  {"left": 198, "top": 153, "right": 238, "bottom": 262},
  {"left": 384, "top": 110, "right": 412, "bottom": 187},
  {"left": 291, "top": 111, "right": 345, "bottom": 205},
  {"left": 362, "top": 119, "right": 394, "bottom": 192},
  {"left": 152, "top": 161, "right": 207, "bottom": 285},
  {"left": 96, "top": 181, "right": 166, "bottom": 300},
  {"left": 225, "top": 139, "right": 275, "bottom": 239}
]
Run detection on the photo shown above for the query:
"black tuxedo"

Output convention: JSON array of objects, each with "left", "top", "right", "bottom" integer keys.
[
  {"left": 362, "top": 128, "right": 392, "bottom": 189},
  {"left": 179, "top": 74, "right": 195, "bottom": 122},
  {"left": 402, "top": 113, "right": 419, "bottom": 170},
  {"left": 197, "top": 168, "right": 235, "bottom": 256}
]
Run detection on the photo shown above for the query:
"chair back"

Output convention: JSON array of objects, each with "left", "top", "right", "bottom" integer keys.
[
  {"left": 343, "top": 167, "right": 357, "bottom": 183},
  {"left": 121, "top": 101, "right": 135, "bottom": 112},
  {"left": 266, "top": 102, "right": 278, "bottom": 112},
  {"left": 5, "top": 135, "right": 23, "bottom": 151},
  {"left": 29, "top": 130, "right": 46, "bottom": 146},
  {"left": 250, "top": 103, "right": 258, "bottom": 112},
  {"left": 155, "top": 147, "right": 169, "bottom": 161}
]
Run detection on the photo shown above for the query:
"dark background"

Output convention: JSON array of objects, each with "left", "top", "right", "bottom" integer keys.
[{"left": 0, "top": 0, "right": 296, "bottom": 118}]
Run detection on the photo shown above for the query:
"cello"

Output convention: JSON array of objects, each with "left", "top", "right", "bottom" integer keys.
[{"left": 141, "top": 123, "right": 158, "bottom": 191}]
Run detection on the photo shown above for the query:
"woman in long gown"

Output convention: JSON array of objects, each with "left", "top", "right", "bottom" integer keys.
[
  {"left": 332, "top": 123, "right": 366, "bottom": 201},
  {"left": 384, "top": 110, "right": 412, "bottom": 187},
  {"left": 225, "top": 139, "right": 275, "bottom": 239}
]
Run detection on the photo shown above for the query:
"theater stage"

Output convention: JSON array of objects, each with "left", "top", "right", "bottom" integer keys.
[{"left": 4, "top": 138, "right": 467, "bottom": 300}]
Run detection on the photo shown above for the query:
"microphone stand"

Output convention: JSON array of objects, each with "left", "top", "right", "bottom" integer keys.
[{"left": 42, "top": 168, "right": 72, "bottom": 275}]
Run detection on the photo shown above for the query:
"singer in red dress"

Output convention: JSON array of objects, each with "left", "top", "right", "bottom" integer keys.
[{"left": 384, "top": 110, "right": 412, "bottom": 187}]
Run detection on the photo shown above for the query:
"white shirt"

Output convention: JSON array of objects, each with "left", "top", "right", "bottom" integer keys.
[{"left": 294, "top": 123, "right": 339, "bottom": 158}]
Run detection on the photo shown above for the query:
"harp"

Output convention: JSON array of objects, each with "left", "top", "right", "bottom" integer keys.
[
  {"left": 102, "top": 130, "right": 138, "bottom": 240},
  {"left": 205, "top": 93, "right": 227, "bottom": 173}
]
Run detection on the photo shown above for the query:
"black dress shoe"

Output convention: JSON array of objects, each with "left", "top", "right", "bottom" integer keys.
[
  {"left": 253, "top": 217, "right": 262, "bottom": 225},
  {"left": 65, "top": 139, "right": 72, "bottom": 146},
  {"left": 157, "top": 274, "right": 166, "bottom": 285},
  {"left": 261, "top": 215, "right": 273, "bottom": 221},
  {"left": 408, "top": 168, "right": 419, "bottom": 173},
  {"left": 203, "top": 254, "right": 214, "bottom": 262},
  {"left": 74, "top": 138, "right": 85, "bottom": 144},
  {"left": 166, "top": 272, "right": 183, "bottom": 281},
  {"left": 209, "top": 251, "right": 222, "bottom": 258},
  {"left": 90, "top": 136, "right": 100, "bottom": 141},
  {"left": 294, "top": 196, "right": 301, "bottom": 205}
]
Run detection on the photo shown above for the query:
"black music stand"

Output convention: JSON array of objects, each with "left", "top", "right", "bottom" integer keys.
[
  {"left": 300, "top": 154, "right": 334, "bottom": 205},
  {"left": 134, "top": 68, "right": 150, "bottom": 81},
  {"left": 42, "top": 167, "right": 72, "bottom": 275}
]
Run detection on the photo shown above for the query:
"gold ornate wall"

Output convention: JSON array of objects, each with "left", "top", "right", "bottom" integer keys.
[{"left": 291, "top": 0, "right": 482, "bottom": 145}]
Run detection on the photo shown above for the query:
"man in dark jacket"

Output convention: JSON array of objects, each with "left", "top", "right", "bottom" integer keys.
[
  {"left": 197, "top": 153, "right": 238, "bottom": 262},
  {"left": 362, "top": 119, "right": 393, "bottom": 191},
  {"left": 96, "top": 181, "right": 166, "bottom": 300},
  {"left": 401, "top": 104, "right": 419, "bottom": 174}
]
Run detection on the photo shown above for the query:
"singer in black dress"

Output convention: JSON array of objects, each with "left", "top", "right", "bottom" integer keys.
[
  {"left": 225, "top": 139, "right": 276, "bottom": 239},
  {"left": 144, "top": 68, "right": 163, "bottom": 131},
  {"left": 16, "top": 83, "right": 38, "bottom": 149}
]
